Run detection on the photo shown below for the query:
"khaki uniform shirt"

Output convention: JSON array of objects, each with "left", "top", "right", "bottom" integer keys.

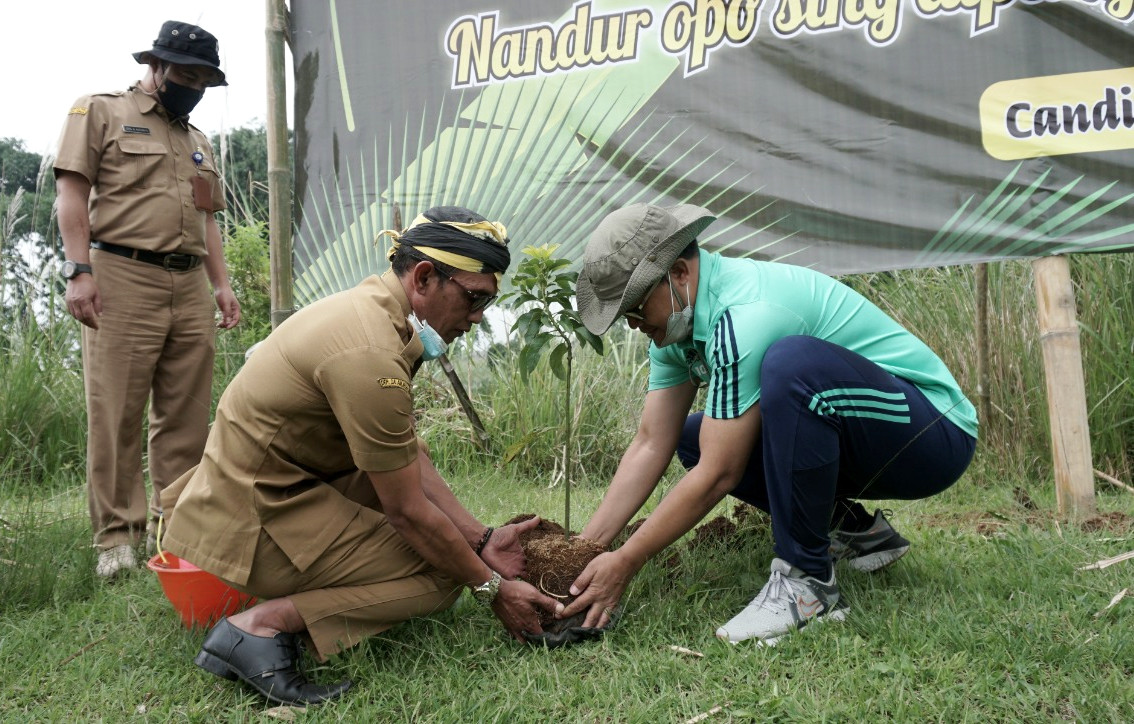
[
  {"left": 53, "top": 85, "right": 225, "bottom": 255},
  {"left": 162, "top": 272, "right": 425, "bottom": 585}
]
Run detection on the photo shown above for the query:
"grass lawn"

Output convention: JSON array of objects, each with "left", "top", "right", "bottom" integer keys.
[{"left": 1, "top": 467, "right": 1132, "bottom": 721}]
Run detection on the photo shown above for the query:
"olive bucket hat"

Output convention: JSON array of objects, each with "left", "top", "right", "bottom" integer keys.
[
  {"left": 576, "top": 203, "right": 716, "bottom": 335},
  {"left": 133, "top": 20, "right": 227, "bottom": 86}
]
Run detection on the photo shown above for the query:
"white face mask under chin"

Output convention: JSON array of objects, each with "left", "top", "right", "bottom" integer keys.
[
  {"left": 657, "top": 275, "right": 693, "bottom": 348},
  {"left": 408, "top": 312, "right": 448, "bottom": 361}
]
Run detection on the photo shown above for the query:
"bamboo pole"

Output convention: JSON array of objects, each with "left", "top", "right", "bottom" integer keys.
[
  {"left": 1031, "top": 254, "right": 1096, "bottom": 517},
  {"left": 266, "top": 0, "right": 294, "bottom": 328}
]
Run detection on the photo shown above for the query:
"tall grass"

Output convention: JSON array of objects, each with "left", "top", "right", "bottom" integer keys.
[
  {"left": 415, "top": 323, "right": 651, "bottom": 486},
  {"left": 0, "top": 182, "right": 83, "bottom": 495},
  {"left": 0, "top": 320, "right": 85, "bottom": 494},
  {"left": 845, "top": 255, "right": 1134, "bottom": 485}
]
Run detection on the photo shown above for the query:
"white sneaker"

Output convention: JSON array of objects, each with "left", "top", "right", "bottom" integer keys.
[
  {"left": 715, "top": 558, "right": 845, "bottom": 644},
  {"left": 96, "top": 544, "right": 137, "bottom": 579}
]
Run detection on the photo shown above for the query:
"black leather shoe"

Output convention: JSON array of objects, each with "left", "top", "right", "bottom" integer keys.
[{"left": 194, "top": 618, "right": 352, "bottom": 705}]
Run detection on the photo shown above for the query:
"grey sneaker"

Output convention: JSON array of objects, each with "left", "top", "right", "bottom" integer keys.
[
  {"left": 96, "top": 544, "right": 137, "bottom": 579},
  {"left": 830, "top": 509, "right": 910, "bottom": 572},
  {"left": 715, "top": 558, "right": 845, "bottom": 644}
]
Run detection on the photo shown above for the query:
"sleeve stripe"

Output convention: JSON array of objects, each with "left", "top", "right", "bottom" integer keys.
[{"left": 711, "top": 311, "right": 741, "bottom": 419}]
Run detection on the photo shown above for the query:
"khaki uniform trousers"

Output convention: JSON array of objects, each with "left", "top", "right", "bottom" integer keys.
[
  {"left": 225, "top": 470, "right": 462, "bottom": 660},
  {"left": 82, "top": 248, "right": 215, "bottom": 551}
]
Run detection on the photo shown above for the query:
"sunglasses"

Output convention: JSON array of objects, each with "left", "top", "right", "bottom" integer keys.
[
  {"left": 435, "top": 267, "right": 497, "bottom": 313},
  {"left": 622, "top": 277, "right": 665, "bottom": 321}
]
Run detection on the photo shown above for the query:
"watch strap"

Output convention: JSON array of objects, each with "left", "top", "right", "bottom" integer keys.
[
  {"left": 471, "top": 570, "right": 502, "bottom": 606},
  {"left": 62, "top": 261, "right": 93, "bottom": 279}
]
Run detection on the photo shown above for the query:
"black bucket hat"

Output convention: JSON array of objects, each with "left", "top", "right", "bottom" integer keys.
[{"left": 133, "top": 20, "right": 227, "bottom": 87}]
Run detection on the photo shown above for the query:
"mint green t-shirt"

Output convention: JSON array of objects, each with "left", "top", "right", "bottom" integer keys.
[{"left": 648, "top": 250, "right": 978, "bottom": 438}]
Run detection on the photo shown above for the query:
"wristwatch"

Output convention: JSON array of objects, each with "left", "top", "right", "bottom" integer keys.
[
  {"left": 60, "top": 260, "right": 93, "bottom": 280},
  {"left": 470, "top": 570, "right": 502, "bottom": 606}
]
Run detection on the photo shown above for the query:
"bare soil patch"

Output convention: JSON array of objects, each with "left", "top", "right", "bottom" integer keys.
[{"left": 1080, "top": 511, "right": 1132, "bottom": 534}]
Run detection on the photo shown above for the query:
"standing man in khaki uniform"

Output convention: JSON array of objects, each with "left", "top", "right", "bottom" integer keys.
[
  {"left": 160, "top": 207, "right": 563, "bottom": 707},
  {"left": 54, "top": 21, "right": 241, "bottom": 579}
]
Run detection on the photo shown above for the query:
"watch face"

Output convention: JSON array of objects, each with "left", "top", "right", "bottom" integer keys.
[{"left": 61, "top": 261, "right": 91, "bottom": 279}]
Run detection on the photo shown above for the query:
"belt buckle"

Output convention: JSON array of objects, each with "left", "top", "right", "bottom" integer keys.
[{"left": 163, "top": 253, "right": 192, "bottom": 271}]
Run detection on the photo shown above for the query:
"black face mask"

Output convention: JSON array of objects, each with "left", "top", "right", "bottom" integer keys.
[{"left": 157, "top": 79, "right": 204, "bottom": 118}]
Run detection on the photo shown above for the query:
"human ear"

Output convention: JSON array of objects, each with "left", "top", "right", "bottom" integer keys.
[
  {"left": 411, "top": 260, "right": 439, "bottom": 296},
  {"left": 669, "top": 259, "right": 690, "bottom": 285}
]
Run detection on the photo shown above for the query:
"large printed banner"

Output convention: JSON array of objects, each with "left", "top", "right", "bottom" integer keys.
[{"left": 289, "top": 0, "right": 1134, "bottom": 303}]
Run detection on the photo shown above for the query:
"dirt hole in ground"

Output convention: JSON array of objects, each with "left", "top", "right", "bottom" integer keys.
[{"left": 1080, "top": 511, "right": 1132, "bottom": 534}]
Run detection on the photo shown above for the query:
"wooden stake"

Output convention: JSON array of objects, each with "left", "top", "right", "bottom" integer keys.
[
  {"left": 1031, "top": 255, "right": 1096, "bottom": 518},
  {"left": 266, "top": 0, "right": 295, "bottom": 328}
]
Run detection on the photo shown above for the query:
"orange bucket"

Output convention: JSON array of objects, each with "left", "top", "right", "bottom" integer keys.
[{"left": 147, "top": 553, "right": 256, "bottom": 629}]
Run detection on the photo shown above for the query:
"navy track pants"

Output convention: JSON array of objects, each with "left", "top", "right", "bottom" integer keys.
[{"left": 676, "top": 336, "right": 976, "bottom": 577}]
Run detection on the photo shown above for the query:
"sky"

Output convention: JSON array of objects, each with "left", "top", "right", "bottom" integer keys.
[{"left": 1, "top": 1, "right": 291, "bottom": 156}]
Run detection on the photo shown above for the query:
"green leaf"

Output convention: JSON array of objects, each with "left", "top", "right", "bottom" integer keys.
[
  {"left": 574, "top": 326, "right": 605, "bottom": 355},
  {"left": 548, "top": 342, "right": 569, "bottom": 381},
  {"left": 518, "top": 343, "right": 543, "bottom": 382},
  {"left": 522, "top": 324, "right": 551, "bottom": 349},
  {"left": 512, "top": 308, "right": 543, "bottom": 337}
]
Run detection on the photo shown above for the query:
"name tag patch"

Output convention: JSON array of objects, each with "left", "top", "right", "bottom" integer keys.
[
  {"left": 377, "top": 377, "right": 410, "bottom": 393},
  {"left": 122, "top": 125, "right": 151, "bottom": 134}
]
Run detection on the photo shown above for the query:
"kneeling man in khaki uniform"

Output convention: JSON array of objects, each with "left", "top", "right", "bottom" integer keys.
[{"left": 161, "top": 206, "right": 561, "bottom": 706}]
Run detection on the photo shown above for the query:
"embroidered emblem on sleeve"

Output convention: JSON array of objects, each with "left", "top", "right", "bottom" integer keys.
[
  {"left": 69, "top": 107, "right": 88, "bottom": 115},
  {"left": 377, "top": 377, "right": 411, "bottom": 393}
]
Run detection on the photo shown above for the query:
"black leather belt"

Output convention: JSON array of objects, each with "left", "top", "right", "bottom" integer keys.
[{"left": 90, "top": 240, "right": 201, "bottom": 271}]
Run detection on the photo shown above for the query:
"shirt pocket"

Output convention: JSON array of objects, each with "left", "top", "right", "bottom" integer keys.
[
  {"left": 112, "top": 137, "right": 169, "bottom": 189},
  {"left": 192, "top": 156, "right": 224, "bottom": 210}
]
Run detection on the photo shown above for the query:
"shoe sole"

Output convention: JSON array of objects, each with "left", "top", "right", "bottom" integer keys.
[
  {"left": 195, "top": 649, "right": 352, "bottom": 706},
  {"left": 844, "top": 544, "right": 909, "bottom": 572},
  {"left": 717, "top": 606, "right": 850, "bottom": 646},
  {"left": 196, "top": 651, "right": 301, "bottom": 706}
]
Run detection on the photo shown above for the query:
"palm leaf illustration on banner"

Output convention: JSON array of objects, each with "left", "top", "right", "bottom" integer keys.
[
  {"left": 294, "top": 0, "right": 795, "bottom": 303},
  {"left": 917, "top": 164, "right": 1134, "bottom": 265}
]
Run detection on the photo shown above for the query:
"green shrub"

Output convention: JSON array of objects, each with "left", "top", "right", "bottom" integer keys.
[
  {"left": 0, "top": 319, "right": 85, "bottom": 493},
  {"left": 212, "top": 221, "right": 272, "bottom": 399}
]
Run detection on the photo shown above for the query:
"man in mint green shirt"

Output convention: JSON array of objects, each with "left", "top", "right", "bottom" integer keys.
[{"left": 559, "top": 203, "right": 977, "bottom": 644}]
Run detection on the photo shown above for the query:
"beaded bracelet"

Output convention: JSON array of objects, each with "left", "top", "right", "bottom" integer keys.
[{"left": 474, "top": 526, "right": 494, "bottom": 555}]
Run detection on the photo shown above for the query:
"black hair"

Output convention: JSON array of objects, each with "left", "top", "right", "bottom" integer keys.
[
  {"left": 390, "top": 244, "right": 459, "bottom": 279},
  {"left": 678, "top": 239, "right": 700, "bottom": 260}
]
